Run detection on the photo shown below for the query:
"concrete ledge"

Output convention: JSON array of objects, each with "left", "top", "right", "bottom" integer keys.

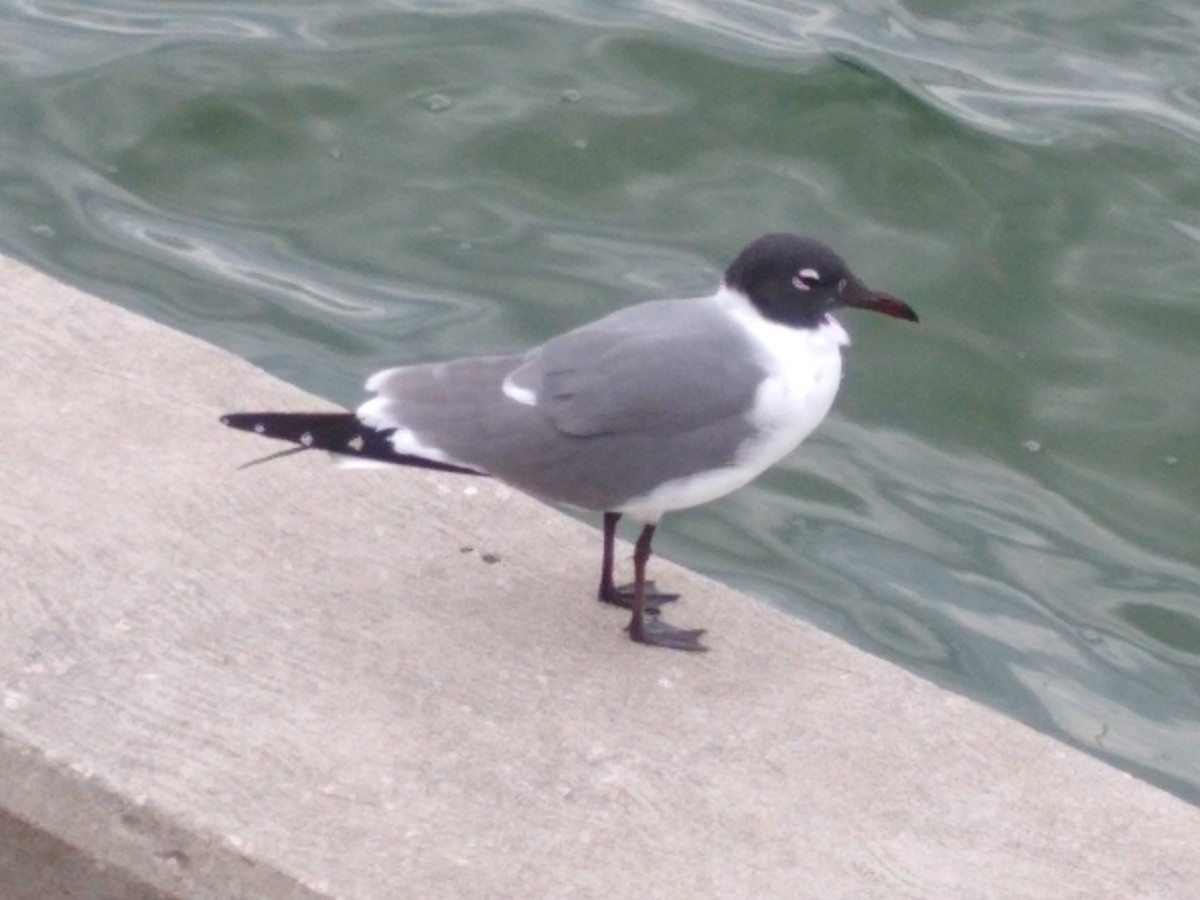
[{"left": 1, "top": 254, "right": 1197, "bottom": 899}]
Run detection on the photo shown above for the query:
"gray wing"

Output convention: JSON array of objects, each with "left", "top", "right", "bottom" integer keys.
[
  {"left": 508, "top": 298, "right": 766, "bottom": 438},
  {"left": 357, "top": 298, "right": 768, "bottom": 511}
]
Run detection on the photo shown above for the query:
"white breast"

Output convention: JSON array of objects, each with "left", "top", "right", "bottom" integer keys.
[
  {"left": 733, "top": 303, "right": 848, "bottom": 473},
  {"left": 616, "top": 288, "right": 848, "bottom": 523}
]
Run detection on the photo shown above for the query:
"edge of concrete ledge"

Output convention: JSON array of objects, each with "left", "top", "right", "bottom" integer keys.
[{"left": 2, "top": 253, "right": 1198, "bottom": 900}]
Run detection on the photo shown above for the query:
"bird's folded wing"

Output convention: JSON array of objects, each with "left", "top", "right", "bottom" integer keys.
[{"left": 510, "top": 299, "right": 766, "bottom": 438}]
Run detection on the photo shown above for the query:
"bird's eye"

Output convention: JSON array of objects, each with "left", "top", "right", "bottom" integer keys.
[{"left": 792, "top": 268, "right": 821, "bottom": 291}]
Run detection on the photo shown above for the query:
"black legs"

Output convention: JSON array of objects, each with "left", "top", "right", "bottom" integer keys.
[{"left": 596, "top": 512, "right": 706, "bottom": 652}]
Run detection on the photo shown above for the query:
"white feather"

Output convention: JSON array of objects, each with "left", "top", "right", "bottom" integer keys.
[
  {"left": 357, "top": 382, "right": 475, "bottom": 470},
  {"left": 617, "top": 286, "right": 846, "bottom": 523},
  {"left": 501, "top": 373, "right": 537, "bottom": 406}
]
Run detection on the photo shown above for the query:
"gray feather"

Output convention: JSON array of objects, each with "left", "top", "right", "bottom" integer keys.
[
  {"left": 361, "top": 298, "right": 768, "bottom": 510},
  {"left": 513, "top": 299, "right": 765, "bottom": 437}
]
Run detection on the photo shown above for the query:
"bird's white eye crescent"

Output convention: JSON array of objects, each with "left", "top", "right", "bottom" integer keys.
[{"left": 792, "top": 268, "right": 821, "bottom": 291}]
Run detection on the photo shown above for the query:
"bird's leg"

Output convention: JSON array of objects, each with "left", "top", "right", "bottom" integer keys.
[
  {"left": 596, "top": 512, "right": 678, "bottom": 612},
  {"left": 625, "top": 523, "right": 707, "bottom": 652},
  {"left": 597, "top": 511, "right": 621, "bottom": 600}
]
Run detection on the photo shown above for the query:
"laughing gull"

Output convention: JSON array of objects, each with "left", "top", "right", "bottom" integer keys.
[{"left": 222, "top": 233, "right": 917, "bottom": 652}]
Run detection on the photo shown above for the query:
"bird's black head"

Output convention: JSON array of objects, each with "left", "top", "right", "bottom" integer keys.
[{"left": 723, "top": 233, "right": 918, "bottom": 328}]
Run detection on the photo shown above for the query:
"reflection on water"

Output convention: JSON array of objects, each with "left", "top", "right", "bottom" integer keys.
[
  {"left": 666, "top": 418, "right": 1200, "bottom": 797},
  {"left": 0, "top": 0, "right": 1198, "bottom": 802}
]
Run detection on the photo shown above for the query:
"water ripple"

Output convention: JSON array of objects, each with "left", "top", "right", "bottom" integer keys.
[
  {"left": 3, "top": 0, "right": 287, "bottom": 76},
  {"left": 2, "top": 0, "right": 1200, "bottom": 803},
  {"left": 672, "top": 416, "right": 1200, "bottom": 798},
  {"left": 12, "top": 0, "right": 275, "bottom": 39}
]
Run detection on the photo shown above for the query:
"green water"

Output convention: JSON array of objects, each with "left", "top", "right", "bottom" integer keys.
[{"left": 2, "top": 1, "right": 1198, "bottom": 802}]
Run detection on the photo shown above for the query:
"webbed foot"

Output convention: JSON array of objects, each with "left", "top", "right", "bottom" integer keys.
[
  {"left": 598, "top": 580, "right": 679, "bottom": 613},
  {"left": 627, "top": 614, "right": 708, "bottom": 652}
]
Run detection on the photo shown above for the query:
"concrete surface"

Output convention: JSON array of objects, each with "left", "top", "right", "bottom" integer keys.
[
  {"left": 1, "top": 253, "right": 1197, "bottom": 900},
  {"left": 0, "top": 807, "right": 174, "bottom": 900}
]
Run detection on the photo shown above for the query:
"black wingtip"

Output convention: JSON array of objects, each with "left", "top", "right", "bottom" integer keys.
[
  {"left": 220, "top": 410, "right": 488, "bottom": 477},
  {"left": 222, "top": 412, "right": 277, "bottom": 434},
  {"left": 221, "top": 412, "right": 258, "bottom": 433},
  {"left": 221, "top": 411, "right": 346, "bottom": 439}
]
